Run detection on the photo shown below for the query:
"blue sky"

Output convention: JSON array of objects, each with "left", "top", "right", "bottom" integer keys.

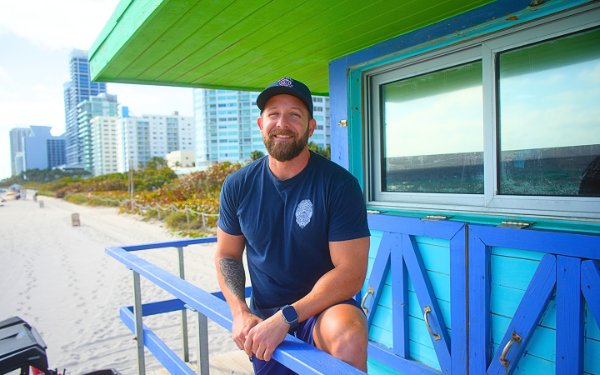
[{"left": 0, "top": 0, "right": 194, "bottom": 180}]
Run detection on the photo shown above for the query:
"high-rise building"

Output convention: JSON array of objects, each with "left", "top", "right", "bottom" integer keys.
[
  {"left": 47, "top": 138, "right": 66, "bottom": 168},
  {"left": 118, "top": 108, "right": 195, "bottom": 171},
  {"left": 77, "top": 93, "right": 119, "bottom": 172},
  {"left": 9, "top": 128, "right": 30, "bottom": 176},
  {"left": 9, "top": 126, "right": 66, "bottom": 176},
  {"left": 63, "top": 49, "right": 107, "bottom": 167},
  {"left": 193, "top": 89, "right": 330, "bottom": 167},
  {"left": 91, "top": 116, "right": 120, "bottom": 176}
]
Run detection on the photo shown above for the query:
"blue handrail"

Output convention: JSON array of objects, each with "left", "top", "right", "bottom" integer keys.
[{"left": 106, "top": 238, "right": 366, "bottom": 374}]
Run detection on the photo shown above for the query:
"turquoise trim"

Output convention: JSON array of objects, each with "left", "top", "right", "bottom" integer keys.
[
  {"left": 348, "top": 69, "right": 364, "bottom": 188},
  {"left": 366, "top": 207, "right": 600, "bottom": 234}
]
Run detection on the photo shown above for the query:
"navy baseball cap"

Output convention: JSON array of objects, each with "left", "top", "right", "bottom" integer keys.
[{"left": 256, "top": 77, "right": 313, "bottom": 117}]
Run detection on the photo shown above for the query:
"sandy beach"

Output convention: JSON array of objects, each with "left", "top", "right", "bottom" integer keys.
[{"left": 0, "top": 194, "right": 252, "bottom": 374}]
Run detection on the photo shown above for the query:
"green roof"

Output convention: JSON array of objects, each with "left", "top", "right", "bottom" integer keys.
[{"left": 90, "top": 0, "right": 493, "bottom": 95}]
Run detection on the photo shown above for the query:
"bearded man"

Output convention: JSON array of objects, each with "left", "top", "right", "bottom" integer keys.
[{"left": 215, "top": 77, "right": 371, "bottom": 374}]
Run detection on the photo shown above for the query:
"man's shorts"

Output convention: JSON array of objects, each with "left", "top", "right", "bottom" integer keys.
[{"left": 251, "top": 298, "right": 362, "bottom": 375}]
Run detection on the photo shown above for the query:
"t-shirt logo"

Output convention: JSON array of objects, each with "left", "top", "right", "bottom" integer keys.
[{"left": 295, "top": 199, "right": 313, "bottom": 228}]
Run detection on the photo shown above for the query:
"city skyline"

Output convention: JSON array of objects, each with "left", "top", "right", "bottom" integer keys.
[{"left": 0, "top": 1, "right": 194, "bottom": 180}]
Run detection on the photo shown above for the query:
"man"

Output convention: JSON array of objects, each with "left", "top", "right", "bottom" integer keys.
[{"left": 215, "top": 77, "right": 370, "bottom": 374}]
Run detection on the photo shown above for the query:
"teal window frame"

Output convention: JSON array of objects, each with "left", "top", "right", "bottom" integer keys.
[{"left": 357, "top": 5, "right": 600, "bottom": 220}]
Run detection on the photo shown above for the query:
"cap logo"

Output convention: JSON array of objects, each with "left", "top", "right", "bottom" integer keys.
[{"left": 278, "top": 77, "right": 293, "bottom": 87}]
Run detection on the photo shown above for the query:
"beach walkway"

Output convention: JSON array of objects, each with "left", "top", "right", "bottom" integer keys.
[{"left": 0, "top": 194, "right": 252, "bottom": 374}]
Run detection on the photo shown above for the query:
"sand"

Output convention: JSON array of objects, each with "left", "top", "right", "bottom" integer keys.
[{"left": 0, "top": 193, "right": 252, "bottom": 375}]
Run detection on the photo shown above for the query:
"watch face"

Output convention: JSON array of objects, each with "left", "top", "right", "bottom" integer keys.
[{"left": 282, "top": 305, "right": 298, "bottom": 323}]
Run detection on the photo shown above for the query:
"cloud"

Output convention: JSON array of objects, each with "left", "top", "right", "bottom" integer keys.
[
  {"left": 108, "top": 83, "right": 194, "bottom": 117},
  {"left": 0, "top": 0, "right": 118, "bottom": 50}
]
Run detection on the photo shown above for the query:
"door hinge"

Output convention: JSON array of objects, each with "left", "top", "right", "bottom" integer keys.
[
  {"left": 498, "top": 221, "right": 532, "bottom": 229},
  {"left": 422, "top": 215, "right": 450, "bottom": 221}
]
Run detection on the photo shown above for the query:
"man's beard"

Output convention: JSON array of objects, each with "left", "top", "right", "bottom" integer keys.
[{"left": 263, "top": 126, "right": 310, "bottom": 162}]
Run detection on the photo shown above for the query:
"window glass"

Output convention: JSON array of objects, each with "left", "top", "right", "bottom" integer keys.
[
  {"left": 381, "top": 61, "right": 483, "bottom": 193},
  {"left": 498, "top": 28, "right": 600, "bottom": 196}
]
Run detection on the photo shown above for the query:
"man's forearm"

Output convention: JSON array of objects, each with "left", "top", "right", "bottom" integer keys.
[{"left": 218, "top": 257, "right": 247, "bottom": 302}]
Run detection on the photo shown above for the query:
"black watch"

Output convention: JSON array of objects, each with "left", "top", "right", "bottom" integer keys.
[{"left": 280, "top": 305, "right": 299, "bottom": 329}]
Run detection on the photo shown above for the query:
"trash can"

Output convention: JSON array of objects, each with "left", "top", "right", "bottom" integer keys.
[{"left": 71, "top": 213, "right": 81, "bottom": 226}]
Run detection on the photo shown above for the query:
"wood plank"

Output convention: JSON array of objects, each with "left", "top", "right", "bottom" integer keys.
[
  {"left": 510, "top": 353, "right": 554, "bottom": 374},
  {"left": 414, "top": 240, "right": 450, "bottom": 274},
  {"left": 378, "top": 269, "right": 451, "bottom": 305},
  {"left": 488, "top": 254, "right": 556, "bottom": 375},
  {"left": 391, "top": 230, "right": 408, "bottom": 357},
  {"left": 369, "top": 324, "right": 393, "bottom": 349},
  {"left": 491, "top": 246, "right": 545, "bottom": 261},
  {"left": 490, "top": 253, "right": 541, "bottom": 291},
  {"left": 468, "top": 235, "right": 490, "bottom": 374},
  {"left": 364, "top": 232, "right": 393, "bottom": 324},
  {"left": 556, "top": 256, "right": 583, "bottom": 374},
  {"left": 469, "top": 225, "right": 600, "bottom": 259},
  {"left": 368, "top": 214, "right": 463, "bottom": 239},
  {"left": 449, "top": 225, "right": 467, "bottom": 375},
  {"left": 490, "top": 314, "right": 556, "bottom": 362},
  {"left": 586, "top": 302, "right": 600, "bottom": 341},
  {"left": 403, "top": 234, "right": 451, "bottom": 374},
  {"left": 584, "top": 335, "right": 600, "bottom": 375},
  {"left": 582, "top": 260, "right": 600, "bottom": 375},
  {"left": 581, "top": 261, "right": 600, "bottom": 329},
  {"left": 369, "top": 342, "right": 440, "bottom": 375}
]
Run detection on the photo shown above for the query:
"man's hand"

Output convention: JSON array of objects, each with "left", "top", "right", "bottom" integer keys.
[
  {"left": 232, "top": 310, "right": 262, "bottom": 350},
  {"left": 244, "top": 311, "right": 290, "bottom": 361}
]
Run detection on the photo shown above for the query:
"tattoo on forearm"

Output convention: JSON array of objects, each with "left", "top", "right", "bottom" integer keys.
[{"left": 219, "top": 258, "right": 246, "bottom": 301}]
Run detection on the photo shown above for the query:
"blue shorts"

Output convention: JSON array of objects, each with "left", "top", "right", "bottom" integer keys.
[{"left": 250, "top": 298, "right": 361, "bottom": 375}]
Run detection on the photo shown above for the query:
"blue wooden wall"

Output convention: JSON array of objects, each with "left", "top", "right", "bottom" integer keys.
[
  {"left": 363, "top": 215, "right": 600, "bottom": 375},
  {"left": 363, "top": 215, "right": 466, "bottom": 375}
]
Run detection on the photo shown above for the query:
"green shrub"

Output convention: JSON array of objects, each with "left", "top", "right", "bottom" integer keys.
[{"left": 164, "top": 211, "right": 189, "bottom": 229}]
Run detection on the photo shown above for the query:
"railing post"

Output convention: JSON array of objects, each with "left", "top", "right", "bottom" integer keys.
[
  {"left": 133, "top": 271, "right": 146, "bottom": 375},
  {"left": 178, "top": 247, "right": 190, "bottom": 362},
  {"left": 197, "top": 312, "right": 209, "bottom": 375}
]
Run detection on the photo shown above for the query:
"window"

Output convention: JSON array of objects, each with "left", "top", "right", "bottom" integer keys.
[
  {"left": 380, "top": 61, "right": 483, "bottom": 194},
  {"left": 363, "top": 7, "right": 600, "bottom": 219},
  {"left": 497, "top": 27, "right": 600, "bottom": 197}
]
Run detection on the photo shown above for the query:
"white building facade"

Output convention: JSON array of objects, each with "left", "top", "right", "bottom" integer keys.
[
  {"left": 91, "top": 116, "right": 120, "bottom": 176},
  {"left": 118, "top": 109, "right": 195, "bottom": 171}
]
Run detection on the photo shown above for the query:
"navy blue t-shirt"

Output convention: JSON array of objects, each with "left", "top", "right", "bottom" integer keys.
[{"left": 218, "top": 152, "right": 370, "bottom": 313}]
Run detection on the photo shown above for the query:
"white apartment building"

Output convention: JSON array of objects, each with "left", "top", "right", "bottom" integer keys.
[
  {"left": 118, "top": 108, "right": 195, "bottom": 172},
  {"left": 91, "top": 116, "right": 120, "bottom": 176}
]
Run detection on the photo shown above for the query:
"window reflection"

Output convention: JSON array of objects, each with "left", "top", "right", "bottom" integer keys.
[
  {"left": 498, "top": 28, "right": 600, "bottom": 196},
  {"left": 381, "top": 61, "right": 483, "bottom": 193}
]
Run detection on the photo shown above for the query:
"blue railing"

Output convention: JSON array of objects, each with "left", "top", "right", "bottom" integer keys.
[{"left": 106, "top": 238, "right": 366, "bottom": 375}]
